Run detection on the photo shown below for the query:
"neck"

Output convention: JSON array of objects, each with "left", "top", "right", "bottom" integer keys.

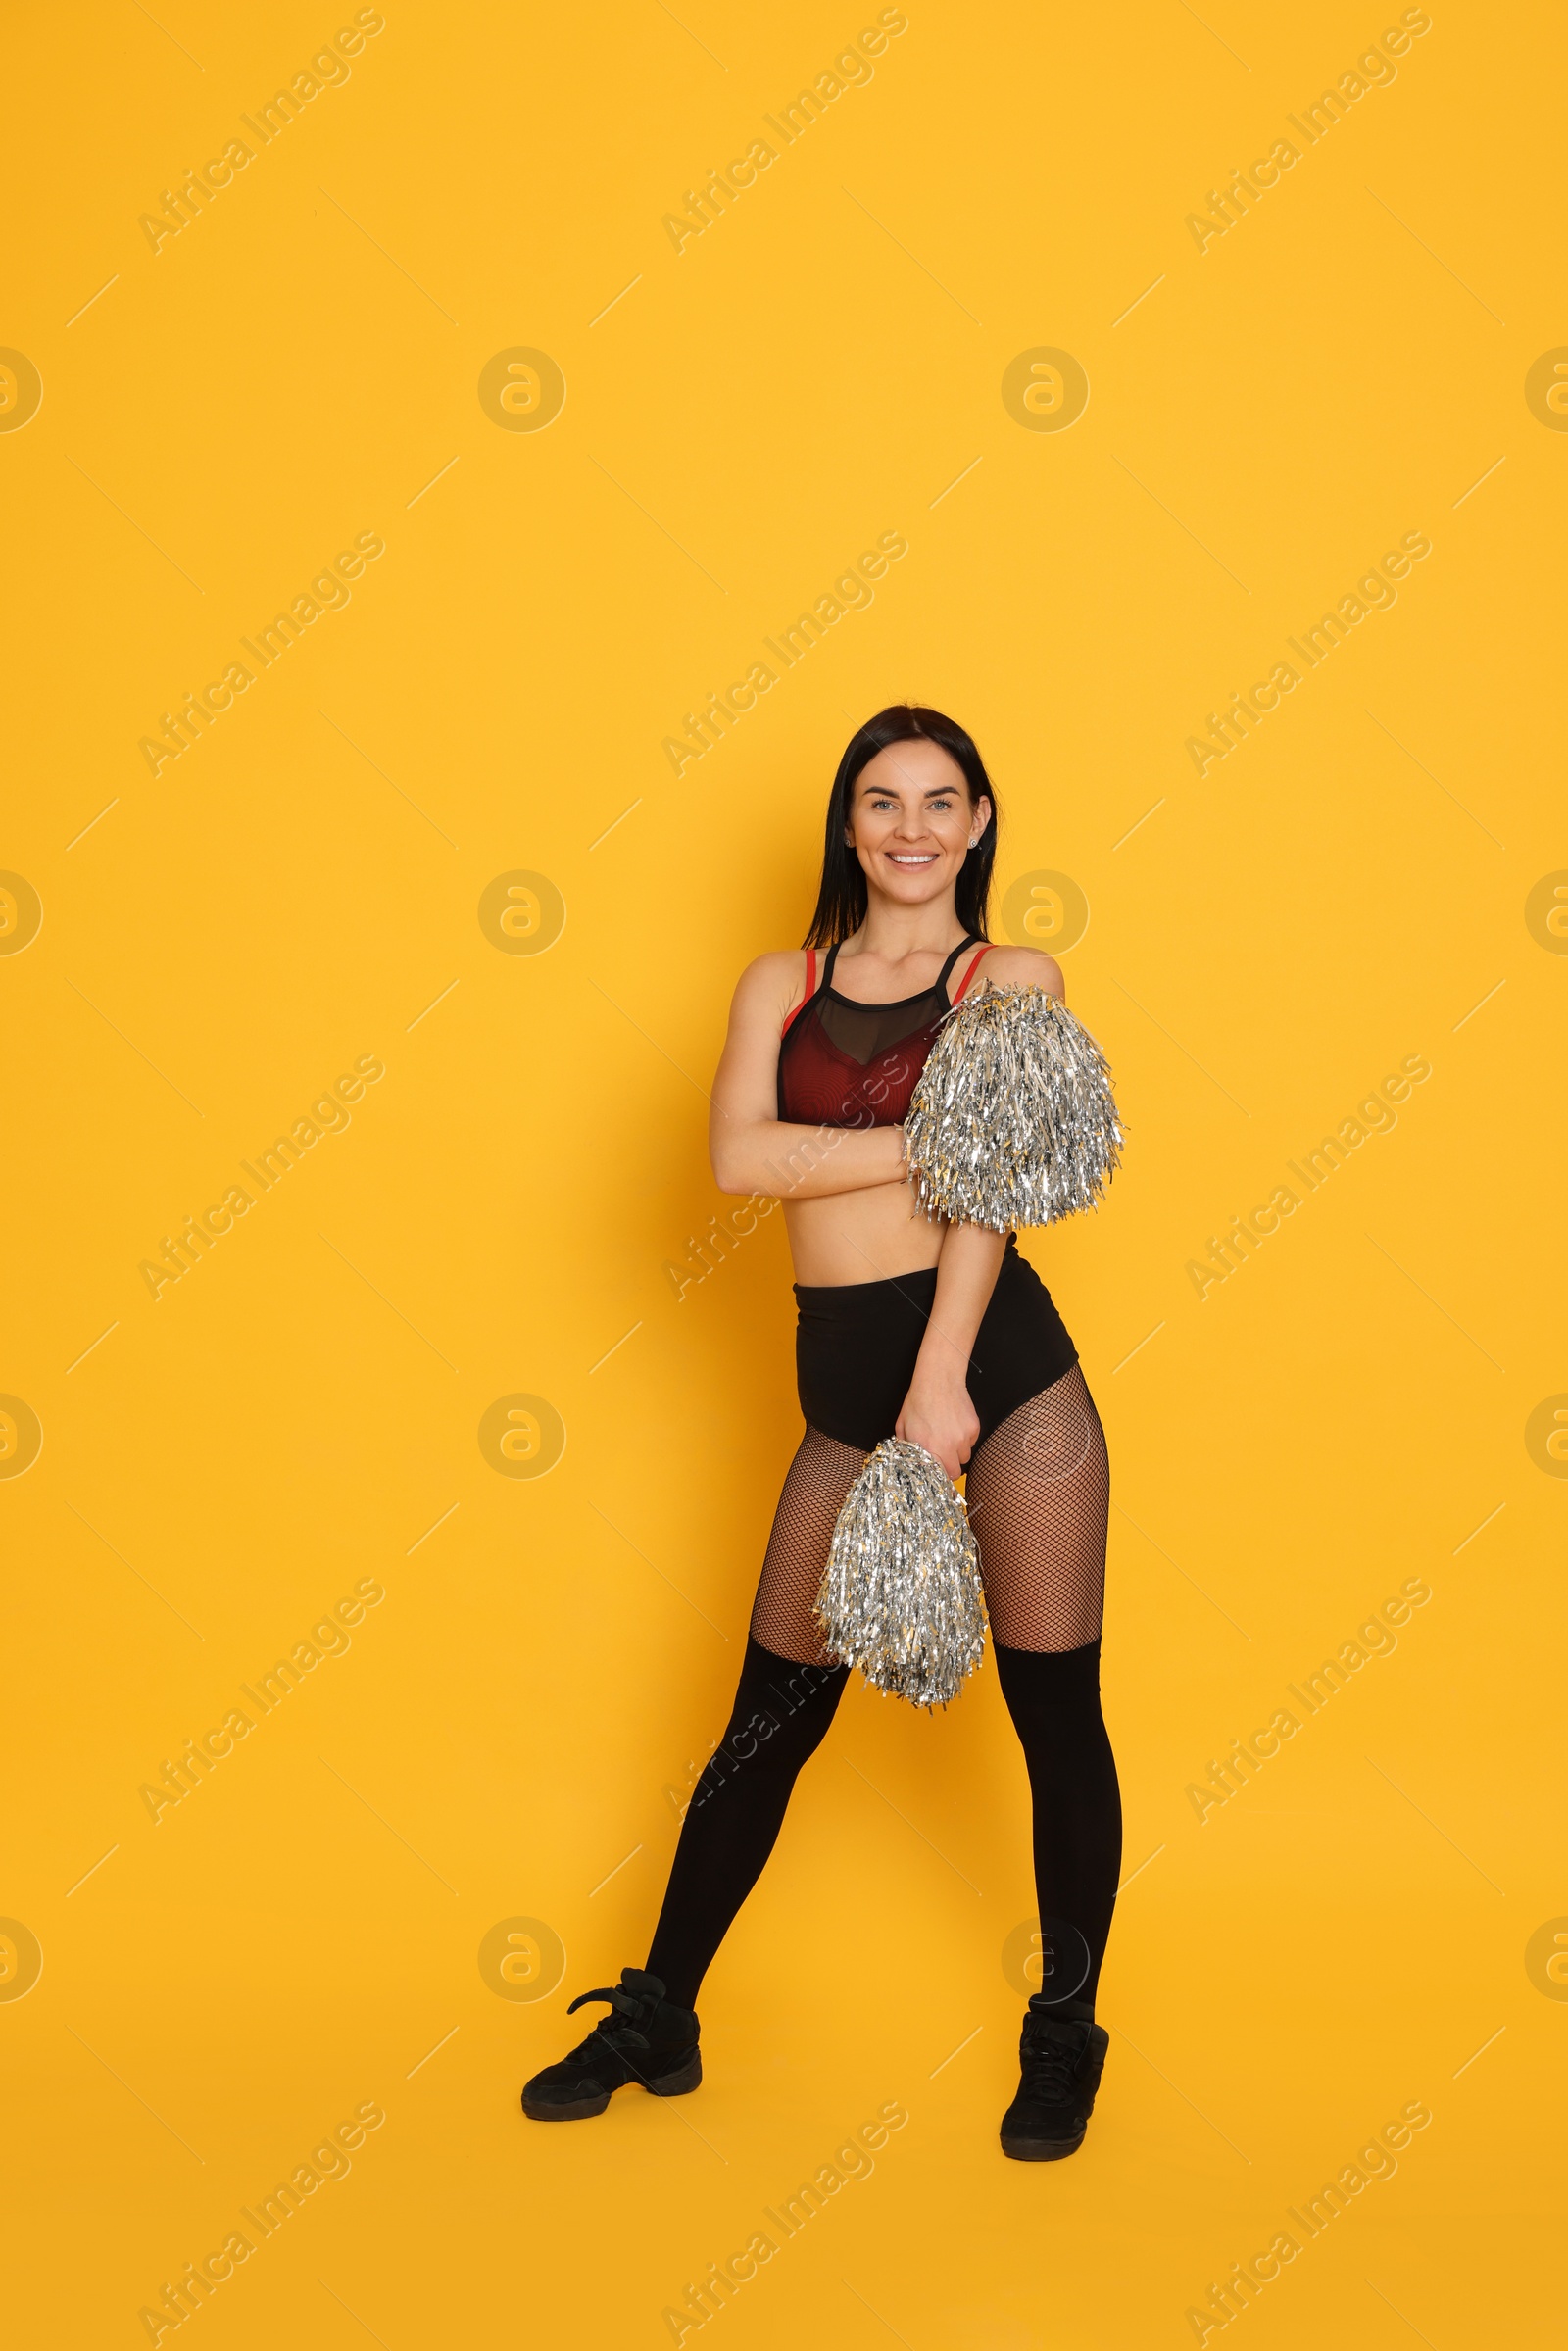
[{"left": 847, "top": 893, "right": 968, "bottom": 965}]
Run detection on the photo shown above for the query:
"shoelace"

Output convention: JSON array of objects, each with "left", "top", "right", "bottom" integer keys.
[
  {"left": 564, "top": 1984, "right": 650, "bottom": 2055},
  {"left": 1019, "top": 2026, "right": 1086, "bottom": 2104}
]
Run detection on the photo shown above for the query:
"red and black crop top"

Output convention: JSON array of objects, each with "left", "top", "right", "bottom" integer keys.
[{"left": 776, "top": 935, "right": 991, "bottom": 1128}]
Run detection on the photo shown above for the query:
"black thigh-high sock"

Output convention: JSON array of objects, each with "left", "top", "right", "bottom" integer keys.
[
  {"left": 993, "top": 1637, "right": 1122, "bottom": 2020},
  {"left": 645, "top": 1639, "right": 849, "bottom": 2010}
]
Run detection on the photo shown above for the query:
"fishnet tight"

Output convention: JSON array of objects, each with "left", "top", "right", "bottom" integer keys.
[
  {"left": 748, "top": 1362, "right": 1109, "bottom": 1664},
  {"left": 646, "top": 1363, "right": 1119, "bottom": 2011}
]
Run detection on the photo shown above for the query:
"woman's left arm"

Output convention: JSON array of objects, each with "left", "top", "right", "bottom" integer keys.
[
  {"left": 894, "top": 941, "right": 1066, "bottom": 1480},
  {"left": 895, "top": 1223, "right": 1008, "bottom": 1477}
]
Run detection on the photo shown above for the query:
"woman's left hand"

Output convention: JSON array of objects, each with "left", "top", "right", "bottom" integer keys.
[{"left": 896, "top": 1372, "right": 980, "bottom": 1482}]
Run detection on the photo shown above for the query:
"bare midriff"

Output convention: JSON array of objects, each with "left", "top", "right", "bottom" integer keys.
[{"left": 783, "top": 1170, "right": 947, "bottom": 1289}]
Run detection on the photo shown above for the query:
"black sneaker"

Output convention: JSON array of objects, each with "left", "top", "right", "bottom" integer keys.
[
  {"left": 999, "top": 2004, "right": 1109, "bottom": 2161},
  {"left": 521, "top": 1968, "right": 702, "bottom": 2121}
]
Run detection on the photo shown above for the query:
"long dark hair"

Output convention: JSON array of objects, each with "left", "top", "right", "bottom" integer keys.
[{"left": 803, "top": 704, "right": 1000, "bottom": 948}]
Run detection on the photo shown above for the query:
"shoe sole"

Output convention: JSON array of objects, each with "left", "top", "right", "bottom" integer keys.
[
  {"left": 1000, "top": 2128, "right": 1087, "bottom": 2162},
  {"left": 522, "top": 2053, "right": 702, "bottom": 2122}
]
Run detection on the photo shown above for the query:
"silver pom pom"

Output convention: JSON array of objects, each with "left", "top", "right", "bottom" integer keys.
[
  {"left": 903, "top": 982, "right": 1125, "bottom": 1234},
  {"left": 815, "top": 1438, "right": 988, "bottom": 1709}
]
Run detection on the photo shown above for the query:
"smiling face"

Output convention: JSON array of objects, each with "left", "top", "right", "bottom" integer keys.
[{"left": 846, "top": 738, "right": 991, "bottom": 913}]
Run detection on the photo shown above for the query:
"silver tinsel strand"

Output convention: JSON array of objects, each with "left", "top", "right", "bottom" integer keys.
[
  {"left": 815, "top": 1438, "right": 988, "bottom": 1709},
  {"left": 903, "top": 982, "right": 1125, "bottom": 1234}
]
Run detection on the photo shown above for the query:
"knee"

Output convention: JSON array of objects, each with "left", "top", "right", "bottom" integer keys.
[
  {"left": 696, "top": 1700, "right": 821, "bottom": 1802},
  {"left": 713, "top": 1705, "right": 784, "bottom": 1766}
]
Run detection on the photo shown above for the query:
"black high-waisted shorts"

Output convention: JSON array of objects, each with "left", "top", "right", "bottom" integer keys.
[{"left": 794, "top": 1237, "right": 1078, "bottom": 1453}]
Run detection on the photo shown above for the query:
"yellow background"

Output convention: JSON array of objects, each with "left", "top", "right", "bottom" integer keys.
[{"left": 5, "top": 0, "right": 1565, "bottom": 2342}]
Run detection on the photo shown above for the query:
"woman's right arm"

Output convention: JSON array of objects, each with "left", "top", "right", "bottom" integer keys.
[{"left": 709, "top": 954, "right": 909, "bottom": 1201}]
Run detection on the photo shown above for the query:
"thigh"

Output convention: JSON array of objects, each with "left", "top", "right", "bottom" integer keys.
[
  {"left": 968, "top": 1246, "right": 1079, "bottom": 1444},
  {"left": 964, "top": 1361, "right": 1109, "bottom": 1652},
  {"left": 749, "top": 1425, "right": 868, "bottom": 1666}
]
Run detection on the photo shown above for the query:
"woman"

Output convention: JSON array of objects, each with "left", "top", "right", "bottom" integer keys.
[{"left": 523, "top": 706, "right": 1121, "bottom": 2161}]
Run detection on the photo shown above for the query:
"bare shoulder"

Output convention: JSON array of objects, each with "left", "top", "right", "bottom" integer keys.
[
  {"left": 731, "top": 949, "right": 810, "bottom": 1025},
  {"left": 973, "top": 943, "right": 1066, "bottom": 1002}
]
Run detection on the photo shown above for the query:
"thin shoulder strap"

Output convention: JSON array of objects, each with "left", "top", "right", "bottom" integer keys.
[
  {"left": 821, "top": 937, "right": 845, "bottom": 989},
  {"left": 952, "top": 941, "right": 992, "bottom": 1002},
  {"left": 779, "top": 946, "right": 819, "bottom": 1039},
  {"left": 935, "top": 932, "right": 980, "bottom": 997}
]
